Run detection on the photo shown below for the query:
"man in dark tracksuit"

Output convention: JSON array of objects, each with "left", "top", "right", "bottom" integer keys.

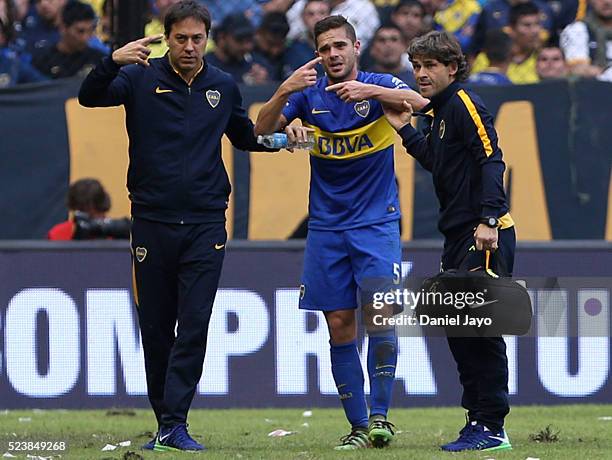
[
  {"left": 78, "top": 1, "right": 274, "bottom": 452},
  {"left": 383, "top": 31, "right": 515, "bottom": 452}
]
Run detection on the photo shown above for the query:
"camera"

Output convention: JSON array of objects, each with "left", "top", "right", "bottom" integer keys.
[{"left": 73, "top": 211, "right": 131, "bottom": 240}]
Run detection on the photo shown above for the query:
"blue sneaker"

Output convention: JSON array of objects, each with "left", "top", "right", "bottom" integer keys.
[
  {"left": 154, "top": 424, "right": 205, "bottom": 452},
  {"left": 441, "top": 421, "right": 511, "bottom": 452},
  {"left": 440, "top": 419, "right": 474, "bottom": 451},
  {"left": 141, "top": 433, "right": 156, "bottom": 450}
]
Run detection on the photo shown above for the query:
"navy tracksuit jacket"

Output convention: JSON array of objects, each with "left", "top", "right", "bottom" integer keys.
[
  {"left": 79, "top": 55, "right": 271, "bottom": 426},
  {"left": 79, "top": 55, "right": 266, "bottom": 223}
]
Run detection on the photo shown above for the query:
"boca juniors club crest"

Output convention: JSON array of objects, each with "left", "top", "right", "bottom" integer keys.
[
  {"left": 206, "top": 90, "right": 221, "bottom": 108},
  {"left": 135, "top": 247, "right": 147, "bottom": 262},
  {"left": 439, "top": 119, "right": 446, "bottom": 139},
  {"left": 354, "top": 100, "right": 370, "bottom": 118}
]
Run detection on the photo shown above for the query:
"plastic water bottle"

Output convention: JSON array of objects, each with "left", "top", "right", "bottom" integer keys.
[{"left": 257, "top": 132, "right": 315, "bottom": 150}]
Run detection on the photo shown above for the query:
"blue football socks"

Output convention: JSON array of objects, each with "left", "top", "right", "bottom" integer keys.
[
  {"left": 368, "top": 335, "right": 398, "bottom": 417},
  {"left": 330, "top": 340, "right": 369, "bottom": 428}
]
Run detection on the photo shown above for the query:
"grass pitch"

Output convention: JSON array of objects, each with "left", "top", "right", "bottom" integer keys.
[{"left": 1, "top": 405, "right": 612, "bottom": 459}]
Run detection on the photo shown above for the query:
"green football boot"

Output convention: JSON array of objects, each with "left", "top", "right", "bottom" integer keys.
[
  {"left": 334, "top": 427, "right": 370, "bottom": 450},
  {"left": 368, "top": 415, "right": 396, "bottom": 448}
]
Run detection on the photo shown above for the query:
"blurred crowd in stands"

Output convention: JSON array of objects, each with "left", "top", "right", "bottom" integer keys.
[{"left": 0, "top": 0, "right": 611, "bottom": 88}]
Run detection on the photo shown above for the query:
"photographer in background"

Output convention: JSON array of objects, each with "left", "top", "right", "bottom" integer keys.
[{"left": 47, "top": 178, "right": 130, "bottom": 240}]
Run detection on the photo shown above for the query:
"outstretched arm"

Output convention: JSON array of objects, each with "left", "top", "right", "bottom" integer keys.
[
  {"left": 325, "top": 80, "right": 429, "bottom": 111},
  {"left": 254, "top": 56, "right": 321, "bottom": 135},
  {"left": 225, "top": 82, "right": 313, "bottom": 153},
  {"left": 383, "top": 102, "right": 434, "bottom": 171},
  {"left": 225, "top": 83, "right": 273, "bottom": 152}
]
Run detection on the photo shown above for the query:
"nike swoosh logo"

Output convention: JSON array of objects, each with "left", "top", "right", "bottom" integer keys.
[
  {"left": 155, "top": 87, "right": 174, "bottom": 94},
  {"left": 375, "top": 364, "right": 396, "bottom": 370},
  {"left": 468, "top": 299, "right": 499, "bottom": 309},
  {"left": 489, "top": 435, "right": 508, "bottom": 442},
  {"left": 311, "top": 108, "right": 330, "bottom": 114},
  {"left": 158, "top": 433, "right": 171, "bottom": 443},
  {"left": 215, "top": 243, "right": 225, "bottom": 250}
]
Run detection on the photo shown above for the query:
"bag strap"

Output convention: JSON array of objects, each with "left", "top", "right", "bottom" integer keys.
[{"left": 485, "top": 250, "right": 500, "bottom": 279}]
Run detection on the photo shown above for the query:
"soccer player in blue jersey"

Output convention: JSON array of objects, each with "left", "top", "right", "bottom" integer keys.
[{"left": 255, "top": 15, "right": 427, "bottom": 450}]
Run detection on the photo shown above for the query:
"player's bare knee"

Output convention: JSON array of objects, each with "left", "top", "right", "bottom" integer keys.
[{"left": 325, "top": 310, "right": 357, "bottom": 344}]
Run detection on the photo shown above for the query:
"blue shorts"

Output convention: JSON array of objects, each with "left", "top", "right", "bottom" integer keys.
[{"left": 299, "top": 220, "right": 401, "bottom": 311}]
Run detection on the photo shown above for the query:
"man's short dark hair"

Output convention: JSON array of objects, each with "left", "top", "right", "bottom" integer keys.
[
  {"left": 62, "top": 0, "right": 96, "bottom": 28},
  {"left": 543, "top": 36, "right": 560, "bottom": 48},
  {"left": 393, "top": 0, "right": 425, "bottom": 16},
  {"left": 408, "top": 30, "right": 469, "bottom": 81},
  {"left": 538, "top": 42, "right": 565, "bottom": 59},
  {"left": 68, "top": 178, "right": 111, "bottom": 213},
  {"left": 164, "top": 0, "right": 211, "bottom": 37},
  {"left": 374, "top": 22, "right": 407, "bottom": 43},
  {"left": 314, "top": 15, "right": 356, "bottom": 47},
  {"left": 509, "top": 1, "right": 540, "bottom": 27},
  {"left": 258, "top": 12, "right": 290, "bottom": 39},
  {"left": 483, "top": 29, "right": 512, "bottom": 65},
  {"left": 212, "top": 12, "right": 254, "bottom": 41}
]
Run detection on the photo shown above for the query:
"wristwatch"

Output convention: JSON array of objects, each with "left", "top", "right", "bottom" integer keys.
[{"left": 480, "top": 216, "right": 499, "bottom": 228}]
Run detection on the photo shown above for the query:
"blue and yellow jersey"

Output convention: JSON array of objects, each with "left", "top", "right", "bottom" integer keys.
[
  {"left": 433, "top": 0, "right": 482, "bottom": 51},
  {"left": 282, "top": 71, "right": 408, "bottom": 231},
  {"left": 471, "top": 52, "right": 540, "bottom": 85}
]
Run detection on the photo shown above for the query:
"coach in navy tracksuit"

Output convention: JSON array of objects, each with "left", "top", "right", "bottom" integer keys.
[
  {"left": 79, "top": 1, "right": 272, "bottom": 452},
  {"left": 384, "top": 31, "right": 516, "bottom": 453}
]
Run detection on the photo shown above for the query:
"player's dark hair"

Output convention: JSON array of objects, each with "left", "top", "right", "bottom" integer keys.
[
  {"left": 483, "top": 29, "right": 512, "bottom": 65},
  {"left": 67, "top": 178, "right": 111, "bottom": 213},
  {"left": 62, "top": 0, "right": 96, "bottom": 28},
  {"left": 314, "top": 15, "right": 356, "bottom": 48},
  {"left": 164, "top": 0, "right": 211, "bottom": 37},
  {"left": 408, "top": 30, "right": 469, "bottom": 81},
  {"left": 509, "top": 1, "right": 540, "bottom": 27}
]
